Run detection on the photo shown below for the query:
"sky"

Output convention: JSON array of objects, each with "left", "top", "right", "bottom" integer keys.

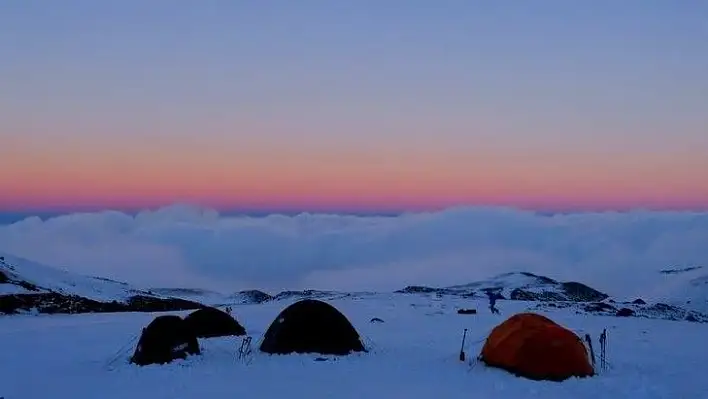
[{"left": 2, "top": 1, "right": 708, "bottom": 212}]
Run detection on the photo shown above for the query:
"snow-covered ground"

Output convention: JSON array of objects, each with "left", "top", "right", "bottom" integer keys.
[{"left": 2, "top": 295, "right": 706, "bottom": 399}]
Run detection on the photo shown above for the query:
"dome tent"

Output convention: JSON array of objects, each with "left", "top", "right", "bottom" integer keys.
[
  {"left": 480, "top": 312, "right": 594, "bottom": 381},
  {"left": 183, "top": 306, "right": 246, "bottom": 338},
  {"left": 260, "top": 299, "right": 365, "bottom": 355},
  {"left": 130, "top": 315, "right": 200, "bottom": 366}
]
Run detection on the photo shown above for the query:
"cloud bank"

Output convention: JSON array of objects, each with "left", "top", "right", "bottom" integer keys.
[{"left": 1, "top": 204, "right": 707, "bottom": 297}]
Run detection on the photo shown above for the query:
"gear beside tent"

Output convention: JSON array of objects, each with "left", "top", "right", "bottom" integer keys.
[
  {"left": 479, "top": 312, "right": 594, "bottom": 381},
  {"left": 130, "top": 315, "right": 200, "bottom": 366},
  {"left": 260, "top": 299, "right": 365, "bottom": 355},
  {"left": 183, "top": 307, "right": 246, "bottom": 338}
]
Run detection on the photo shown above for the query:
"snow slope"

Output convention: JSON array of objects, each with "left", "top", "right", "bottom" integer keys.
[
  {"left": 648, "top": 266, "right": 708, "bottom": 313},
  {"left": 0, "top": 252, "right": 147, "bottom": 301},
  {"left": 1, "top": 294, "right": 705, "bottom": 399}
]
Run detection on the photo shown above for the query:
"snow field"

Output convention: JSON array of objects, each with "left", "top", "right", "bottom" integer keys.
[{"left": 1, "top": 295, "right": 707, "bottom": 399}]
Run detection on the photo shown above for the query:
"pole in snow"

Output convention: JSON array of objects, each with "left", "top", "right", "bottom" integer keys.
[
  {"left": 584, "top": 333, "right": 596, "bottom": 370},
  {"left": 459, "top": 328, "right": 468, "bottom": 362}
]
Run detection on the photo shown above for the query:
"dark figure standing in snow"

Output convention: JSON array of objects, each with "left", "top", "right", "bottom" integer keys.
[{"left": 487, "top": 292, "right": 501, "bottom": 314}]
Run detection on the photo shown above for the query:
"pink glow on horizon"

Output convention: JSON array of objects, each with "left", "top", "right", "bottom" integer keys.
[
  {"left": 3, "top": 132, "right": 708, "bottom": 212},
  {"left": 2, "top": 186, "right": 707, "bottom": 213}
]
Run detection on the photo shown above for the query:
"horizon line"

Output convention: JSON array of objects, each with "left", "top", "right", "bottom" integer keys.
[{"left": 2, "top": 202, "right": 708, "bottom": 224}]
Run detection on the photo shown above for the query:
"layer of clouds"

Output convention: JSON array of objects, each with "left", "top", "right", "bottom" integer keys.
[{"left": 1, "top": 204, "right": 707, "bottom": 297}]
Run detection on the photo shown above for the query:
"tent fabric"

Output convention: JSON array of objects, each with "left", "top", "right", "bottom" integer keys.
[
  {"left": 130, "top": 315, "right": 200, "bottom": 366},
  {"left": 480, "top": 312, "right": 594, "bottom": 381},
  {"left": 260, "top": 299, "right": 365, "bottom": 355},
  {"left": 183, "top": 307, "right": 246, "bottom": 338}
]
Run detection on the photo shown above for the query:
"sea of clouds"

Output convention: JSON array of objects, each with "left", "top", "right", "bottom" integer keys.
[{"left": 0, "top": 204, "right": 707, "bottom": 297}]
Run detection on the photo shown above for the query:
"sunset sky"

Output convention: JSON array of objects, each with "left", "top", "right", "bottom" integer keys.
[{"left": 2, "top": 1, "right": 707, "bottom": 213}]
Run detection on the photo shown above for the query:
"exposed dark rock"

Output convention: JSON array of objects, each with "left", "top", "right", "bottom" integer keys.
[
  {"left": 148, "top": 287, "right": 214, "bottom": 297},
  {"left": 235, "top": 290, "right": 272, "bottom": 304},
  {"left": 457, "top": 308, "right": 477, "bottom": 315},
  {"left": 560, "top": 282, "right": 609, "bottom": 302},
  {"left": 272, "top": 289, "right": 342, "bottom": 301},
  {"left": 532, "top": 301, "right": 573, "bottom": 311},
  {"left": 480, "top": 288, "right": 507, "bottom": 299},
  {"left": 125, "top": 295, "right": 205, "bottom": 312},
  {"left": 0, "top": 270, "right": 42, "bottom": 292},
  {"left": 0, "top": 293, "right": 204, "bottom": 315},
  {"left": 509, "top": 289, "right": 536, "bottom": 301},
  {"left": 0, "top": 262, "right": 41, "bottom": 292},
  {"left": 632, "top": 298, "right": 647, "bottom": 305},
  {"left": 639, "top": 303, "right": 708, "bottom": 323},
  {"left": 535, "top": 298, "right": 708, "bottom": 324},
  {"left": 616, "top": 308, "right": 634, "bottom": 317},
  {"left": 92, "top": 276, "right": 129, "bottom": 285},
  {"left": 370, "top": 317, "right": 385, "bottom": 323},
  {"left": 395, "top": 286, "right": 441, "bottom": 294},
  {"left": 15, "top": 280, "right": 41, "bottom": 292},
  {"left": 519, "top": 272, "right": 558, "bottom": 285},
  {"left": 659, "top": 266, "right": 703, "bottom": 275},
  {"left": 584, "top": 302, "right": 617, "bottom": 313},
  {"left": 402, "top": 272, "right": 608, "bottom": 303},
  {"left": 273, "top": 290, "right": 306, "bottom": 300},
  {"left": 395, "top": 271, "right": 611, "bottom": 307},
  {"left": 509, "top": 289, "right": 564, "bottom": 302},
  {"left": 539, "top": 291, "right": 564, "bottom": 301},
  {"left": 648, "top": 303, "right": 677, "bottom": 313}
]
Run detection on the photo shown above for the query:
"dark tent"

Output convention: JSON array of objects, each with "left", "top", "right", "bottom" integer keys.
[
  {"left": 260, "top": 299, "right": 365, "bottom": 355},
  {"left": 183, "top": 306, "right": 246, "bottom": 338},
  {"left": 130, "top": 315, "right": 200, "bottom": 366}
]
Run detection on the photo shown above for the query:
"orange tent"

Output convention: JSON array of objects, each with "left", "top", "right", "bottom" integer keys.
[{"left": 480, "top": 313, "right": 594, "bottom": 381}]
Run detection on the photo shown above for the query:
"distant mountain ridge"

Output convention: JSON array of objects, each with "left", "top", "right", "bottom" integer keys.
[
  {"left": 0, "top": 253, "right": 204, "bottom": 315},
  {"left": 0, "top": 253, "right": 145, "bottom": 300},
  {"left": 396, "top": 271, "right": 609, "bottom": 303},
  {"left": 229, "top": 289, "right": 358, "bottom": 304},
  {"left": 660, "top": 266, "right": 703, "bottom": 275},
  {"left": 3, "top": 250, "right": 707, "bottom": 321}
]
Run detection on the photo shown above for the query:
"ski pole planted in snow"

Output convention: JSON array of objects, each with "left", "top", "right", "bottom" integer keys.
[
  {"left": 604, "top": 329, "right": 608, "bottom": 371},
  {"left": 584, "top": 333, "right": 596, "bottom": 370},
  {"left": 459, "top": 328, "right": 468, "bottom": 362},
  {"left": 599, "top": 328, "right": 607, "bottom": 372}
]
